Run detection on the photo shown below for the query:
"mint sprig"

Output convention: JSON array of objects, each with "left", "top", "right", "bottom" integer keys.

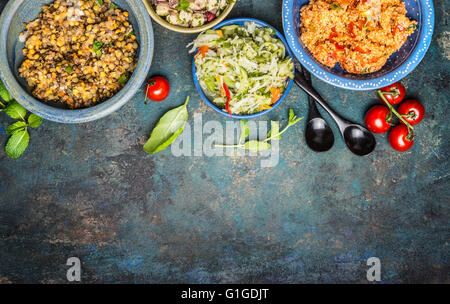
[{"left": 1, "top": 79, "right": 43, "bottom": 159}]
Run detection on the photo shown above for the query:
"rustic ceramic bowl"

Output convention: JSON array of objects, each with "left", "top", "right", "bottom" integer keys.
[
  {"left": 143, "top": 0, "right": 236, "bottom": 34},
  {"left": 282, "top": 0, "right": 435, "bottom": 90},
  {"left": 0, "top": 0, "right": 154, "bottom": 123}
]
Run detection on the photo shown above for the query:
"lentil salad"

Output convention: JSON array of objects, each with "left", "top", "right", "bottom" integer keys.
[{"left": 18, "top": 0, "right": 138, "bottom": 109}]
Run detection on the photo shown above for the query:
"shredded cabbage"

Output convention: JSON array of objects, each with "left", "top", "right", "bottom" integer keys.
[{"left": 188, "top": 22, "right": 294, "bottom": 115}]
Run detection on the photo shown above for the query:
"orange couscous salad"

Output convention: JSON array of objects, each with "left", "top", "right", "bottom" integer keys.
[
  {"left": 300, "top": 0, "right": 417, "bottom": 74},
  {"left": 18, "top": 0, "right": 138, "bottom": 109}
]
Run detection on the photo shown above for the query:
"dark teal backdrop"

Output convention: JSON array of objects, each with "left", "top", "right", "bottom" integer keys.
[{"left": 0, "top": 0, "right": 448, "bottom": 283}]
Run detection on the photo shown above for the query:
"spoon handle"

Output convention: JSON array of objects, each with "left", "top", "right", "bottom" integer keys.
[
  {"left": 301, "top": 67, "right": 320, "bottom": 117},
  {"left": 294, "top": 70, "right": 350, "bottom": 129}
]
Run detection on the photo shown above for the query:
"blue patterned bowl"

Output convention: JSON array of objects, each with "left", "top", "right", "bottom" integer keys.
[
  {"left": 282, "top": 0, "right": 434, "bottom": 90},
  {"left": 0, "top": 0, "right": 154, "bottom": 123},
  {"left": 192, "top": 18, "right": 295, "bottom": 120}
]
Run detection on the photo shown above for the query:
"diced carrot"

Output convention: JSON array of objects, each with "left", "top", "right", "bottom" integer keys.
[
  {"left": 195, "top": 46, "right": 209, "bottom": 59},
  {"left": 270, "top": 87, "right": 281, "bottom": 104}
]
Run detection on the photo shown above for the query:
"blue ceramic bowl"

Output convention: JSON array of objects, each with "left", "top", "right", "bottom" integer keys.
[
  {"left": 282, "top": 0, "right": 434, "bottom": 90},
  {"left": 0, "top": 0, "right": 154, "bottom": 123},
  {"left": 192, "top": 18, "right": 295, "bottom": 120}
]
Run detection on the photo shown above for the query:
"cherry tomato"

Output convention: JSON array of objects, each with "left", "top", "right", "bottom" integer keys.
[
  {"left": 145, "top": 76, "right": 170, "bottom": 102},
  {"left": 380, "top": 82, "right": 406, "bottom": 105},
  {"left": 398, "top": 99, "right": 425, "bottom": 126},
  {"left": 389, "top": 125, "right": 414, "bottom": 152},
  {"left": 364, "top": 105, "right": 392, "bottom": 134}
]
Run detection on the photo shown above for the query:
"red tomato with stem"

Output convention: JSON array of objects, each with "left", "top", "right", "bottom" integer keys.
[
  {"left": 364, "top": 105, "right": 392, "bottom": 134},
  {"left": 398, "top": 99, "right": 425, "bottom": 126},
  {"left": 379, "top": 82, "right": 406, "bottom": 105},
  {"left": 145, "top": 76, "right": 170, "bottom": 102},
  {"left": 389, "top": 125, "right": 414, "bottom": 152}
]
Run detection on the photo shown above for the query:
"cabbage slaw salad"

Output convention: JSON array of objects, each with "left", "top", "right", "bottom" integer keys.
[{"left": 188, "top": 22, "right": 294, "bottom": 116}]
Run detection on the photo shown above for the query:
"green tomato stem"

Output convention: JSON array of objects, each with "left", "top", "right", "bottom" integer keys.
[{"left": 377, "top": 90, "right": 413, "bottom": 131}]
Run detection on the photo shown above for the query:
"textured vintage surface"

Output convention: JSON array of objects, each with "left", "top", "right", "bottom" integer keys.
[{"left": 0, "top": 0, "right": 448, "bottom": 283}]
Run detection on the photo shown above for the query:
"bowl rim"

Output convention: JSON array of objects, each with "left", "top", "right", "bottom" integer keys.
[
  {"left": 192, "top": 17, "right": 296, "bottom": 120},
  {"left": 0, "top": 0, "right": 154, "bottom": 124},
  {"left": 143, "top": 0, "right": 236, "bottom": 34},
  {"left": 282, "top": 0, "right": 435, "bottom": 90}
]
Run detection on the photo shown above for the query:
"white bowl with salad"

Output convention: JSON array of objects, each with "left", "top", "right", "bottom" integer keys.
[
  {"left": 189, "top": 18, "right": 295, "bottom": 119},
  {"left": 144, "top": 0, "right": 236, "bottom": 33}
]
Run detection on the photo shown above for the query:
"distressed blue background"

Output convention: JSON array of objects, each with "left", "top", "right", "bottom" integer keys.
[{"left": 0, "top": 0, "right": 448, "bottom": 283}]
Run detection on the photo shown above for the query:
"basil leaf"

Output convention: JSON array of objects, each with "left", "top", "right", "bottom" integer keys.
[
  {"left": 243, "top": 140, "right": 271, "bottom": 152},
  {"left": 268, "top": 121, "right": 281, "bottom": 140},
  {"left": 143, "top": 97, "right": 190, "bottom": 154},
  {"left": 4, "top": 101, "right": 26, "bottom": 120},
  {"left": 6, "top": 121, "right": 27, "bottom": 135},
  {"left": 0, "top": 79, "right": 12, "bottom": 102},
  {"left": 28, "top": 114, "right": 43, "bottom": 128},
  {"left": 5, "top": 129, "right": 29, "bottom": 159},
  {"left": 239, "top": 120, "right": 249, "bottom": 143}
]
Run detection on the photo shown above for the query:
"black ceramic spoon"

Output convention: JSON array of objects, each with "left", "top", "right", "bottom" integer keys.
[
  {"left": 301, "top": 67, "right": 334, "bottom": 152},
  {"left": 294, "top": 69, "right": 376, "bottom": 156}
]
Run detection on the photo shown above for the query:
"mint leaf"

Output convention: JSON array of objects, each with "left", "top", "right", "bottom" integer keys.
[
  {"left": 6, "top": 121, "right": 27, "bottom": 135},
  {"left": 5, "top": 129, "right": 29, "bottom": 159},
  {"left": 4, "top": 101, "right": 26, "bottom": 120},
  {"left": 93, "top": 40, "right": 104, "bottom": 57},
  {"left": 0, "top": 79, "right": 12, "bottom": 102},
  {"left": 28, "top": 114, "right": 43, "bottom": 128},
  {"left": 239, "top": 120, "right": 249, "bottom": 143}
]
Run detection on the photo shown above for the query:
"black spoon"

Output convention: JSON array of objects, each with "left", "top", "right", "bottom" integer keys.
[
  {"left": 294, "top": 69, "right": 376, "bottom": 156},
  {"left": 301, "top": 67, "right": 334, "bottom": 152}
]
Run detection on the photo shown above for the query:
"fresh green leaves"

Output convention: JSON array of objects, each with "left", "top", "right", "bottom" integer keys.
[
  {"left": 118, "top": 73, "right": 128, "bottom": 84},
  {"left": 330, "top": 4, "right": 342, "bottom": 10},
  {"left": 176, "top": 0, "right": 190, "bottom": 11},
  {"left": 143, "top": 96, "right": 190, "bottom": 154},
  {"left": 65, "top": 66, "right": 73, "bottom": 73},
  {"left": 28, "top": 114, "right": 43, "bottom": 128},
  {"left": 109, "top": 2, "right": 118, "bottom": 10},
  {"left": 124, "top": 31, "right": 135, "bottom": 39},
  {"left": 6, "top": 129, "right": 29, "bottom": 159},
  {"left": 93, "top": 40, "right": 104, "bottom": 57},
  {"left": 95, "top": 0, "right": 104, "bottom": 6},
  {"left": 216, "top": 108, "right": 303, "bottom": 152},
  {"left": 0, "top": 79, "right": 12, "bottom": 102},
  {"left": 4, "top": 101, "right": 26, "bottom": 120},
  {"left": 0, "top": 81, "right": 43, "bottom": 159}
]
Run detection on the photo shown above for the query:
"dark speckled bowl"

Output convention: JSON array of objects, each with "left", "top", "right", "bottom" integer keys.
[{"left": 0, "top": 0, "right": 154, "bottom": 123}]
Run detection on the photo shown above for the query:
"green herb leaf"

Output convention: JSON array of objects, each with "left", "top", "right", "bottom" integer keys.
[
  {"left": 28, "top": 114, "right": 43, "bottom": 128},
  {"left": 93, "top": 40, "right": 104, "bottom": 57},
  {"left": 143, "top": 96, "right": 190, "bottom": 154},
  {"left": 267, "top": 121, "right": 281, "bottom": 140},
  {"left": 95, "top": 0, "right": 104, "bottom": 6},
  {"left": 243, "top": 140, "right": 271, "bottom": 152},
  {"left": 330, "top": 4, "right": 342, "bottom": 10},
  {"left": 124, "top": 31, "right": 135, "bottom": 39},
  {"left": 176, "top": 0, "right": 190, "bottom": 11},
  {"left": 65, "top": 66, "right": 73, "bottom": 73},
  {"left": 239, "top": 120, "right": 249, "bottom": 143},
  {"left": 0, "top": 79, "right": 12, "bottom": 102},
  {"left": 109, "top": 2, "right": 118, "bottom": 9},
  {"left": 118, "top": 73, "right": 128, "bottom": 84},
  {"left": 6, "top": 121, "right": 27, "bottom": 135},
  {"left": 5, "top": 129, "right": 29, "bottom": 159},
  {"left": 4, "top": 100, "right": 26, "bottom": 120}
]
